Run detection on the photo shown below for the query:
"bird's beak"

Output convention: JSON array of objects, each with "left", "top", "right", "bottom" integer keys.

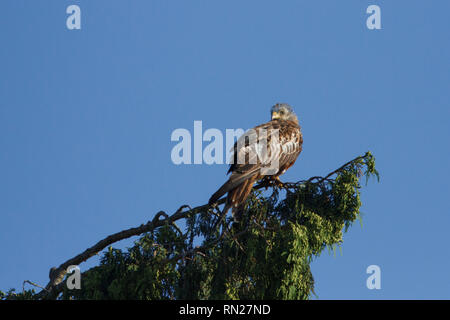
[{"left": 271, "top": 112, "right": 280, "bottom": 120}]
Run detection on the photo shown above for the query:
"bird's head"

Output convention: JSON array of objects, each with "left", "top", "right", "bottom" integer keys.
[{"left": 270, "top": 103, "right": 298, "bottom": 123}]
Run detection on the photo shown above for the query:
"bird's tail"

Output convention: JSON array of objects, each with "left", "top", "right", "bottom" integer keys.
[
  {"left": 226, "top": 176, "right": 258, "bottom": 222},
  {"left": 208, "top": 170, "right": 259, "bottom": 205},
  {"left": 209, "top": 171, "right": 259, "bottom": 222}
]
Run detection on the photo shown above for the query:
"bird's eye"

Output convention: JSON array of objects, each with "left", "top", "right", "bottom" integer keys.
[{"left": 280, "top": 110, "right": 285, "bottom": 115}]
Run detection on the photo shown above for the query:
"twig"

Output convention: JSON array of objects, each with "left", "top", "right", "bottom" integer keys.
[
  {"left": 307, "top": 155, "right": 365, "bottom": 184},
  {"left": 23, "top": 280, "right": 48, "bottom": 293}
]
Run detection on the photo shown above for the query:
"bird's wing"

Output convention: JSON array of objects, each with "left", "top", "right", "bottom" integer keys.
[
  {"left": 209, "top": 120, "right": 302, "bottom": 205},
  {"left": 276, "top": 120, "right": 303, "bottom": 174},
  {"left": 229, "top": 120, "right": 302, "bottom": 176},
  {"left": 228, "top": 121, "right": 275, "bottom": 174}
]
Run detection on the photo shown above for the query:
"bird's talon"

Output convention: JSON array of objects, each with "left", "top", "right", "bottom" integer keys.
[{"left": 273, "top": 178, "right": 285, "bottom": 188}]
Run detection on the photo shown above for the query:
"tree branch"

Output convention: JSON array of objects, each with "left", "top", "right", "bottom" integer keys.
[
  {"left": 34, "top": 154, "right": 366, "bottom": 299},
  {"left": 37, "top": 203, "right": 221, "bottom": 299}
]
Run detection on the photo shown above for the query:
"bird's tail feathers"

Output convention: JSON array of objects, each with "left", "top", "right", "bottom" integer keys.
[
  {"left": 208, "top": 169, "right": 259, "bottom": 205},
  {"left": 227, "top": 176, "right": 258, "bottom": 222}
]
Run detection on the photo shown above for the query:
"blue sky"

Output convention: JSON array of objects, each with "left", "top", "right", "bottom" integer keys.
[{"left": 1, "top": 0, "right": 449, "bottom": 299}]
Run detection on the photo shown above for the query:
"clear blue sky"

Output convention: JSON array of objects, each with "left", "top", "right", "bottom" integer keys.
[{"left": 1, "top": 0, "right": 449, "bottom": 299}]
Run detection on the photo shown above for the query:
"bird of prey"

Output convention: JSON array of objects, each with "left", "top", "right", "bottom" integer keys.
[{"left": 209, "top": 103, "right": 303, "bottom": 221}]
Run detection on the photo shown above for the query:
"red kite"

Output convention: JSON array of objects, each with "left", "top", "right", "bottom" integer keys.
[{"left": 209, "top": 103, "right": 303, "bottom": 221}]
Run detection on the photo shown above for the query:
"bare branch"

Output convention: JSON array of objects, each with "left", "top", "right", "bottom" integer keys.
[{"left": 23, "top": 280, "right": 48, "bottom": 293}]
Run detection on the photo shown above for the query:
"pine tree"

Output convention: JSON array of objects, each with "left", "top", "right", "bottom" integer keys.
[{"left": 1, "top": 152, "right": 378, "bottom": 300}]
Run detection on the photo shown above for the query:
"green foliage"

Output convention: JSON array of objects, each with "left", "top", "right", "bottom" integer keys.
[
  {"left": 0, "top": 288, "right": 37, "bottom": 300},
  {"left": 62, "top": 225, "right": 184, "bottom": 300},
  {"left": 2, "top": 152, "right": 379, "bottom": 300}
]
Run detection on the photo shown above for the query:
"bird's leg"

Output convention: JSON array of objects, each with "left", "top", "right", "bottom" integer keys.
[
  {"left": 260, "top": 176, "right": 285, "bottom": 189},
  {"left": 272, "top": 176, "right": 285, "bottom": 188},
  {"left": 261, "top": 176, "right": 272, "bottom": 190}
]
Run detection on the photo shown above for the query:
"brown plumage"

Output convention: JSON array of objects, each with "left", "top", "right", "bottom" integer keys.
[{"left": 209, "top": 103, "right": 303, "bottom": 221}]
